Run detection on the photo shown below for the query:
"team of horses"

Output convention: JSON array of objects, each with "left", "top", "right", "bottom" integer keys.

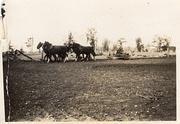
[{"left": 37, "top": 41, "right": 96, "bottom": 63}]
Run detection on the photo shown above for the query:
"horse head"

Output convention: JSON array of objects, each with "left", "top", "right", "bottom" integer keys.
[
  {"left": 43, "top": 41, "right": 52, "bottom": 50},
  {"left": 37, "top": 42, "right": 43, "bottom": 49}
]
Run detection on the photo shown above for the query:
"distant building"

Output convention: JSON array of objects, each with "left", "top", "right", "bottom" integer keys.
[
  {"left": 168, "top": 46, "right": 176, "bottom": 53},
  {"left": 146, "top": 45, "right": 176, "bottom": 53},
  {"left": 146, "top": 46, "right": 157, "bottom": 52}
]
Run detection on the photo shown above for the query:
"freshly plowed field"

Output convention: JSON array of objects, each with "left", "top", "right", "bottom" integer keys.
[{"left": 5, "top": 57, "right": 176, "bottom": 121}]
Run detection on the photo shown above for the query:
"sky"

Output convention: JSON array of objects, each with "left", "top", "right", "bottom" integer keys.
[{"left": 1, "top": 0, "right": 180, "bottom": 50}]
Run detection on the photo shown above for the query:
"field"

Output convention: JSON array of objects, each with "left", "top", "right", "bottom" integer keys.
[{"left": 4, "top": 57, "right": 176, "bottom": 121}]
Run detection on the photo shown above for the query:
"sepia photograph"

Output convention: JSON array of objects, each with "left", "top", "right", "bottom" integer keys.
[{"left": 0, "top": 0, "right": 179, "bottom": 122}]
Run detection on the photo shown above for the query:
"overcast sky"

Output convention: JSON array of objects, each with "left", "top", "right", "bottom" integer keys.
[{"left": 1, "top": 0, "right": 180, "bottom": 49}]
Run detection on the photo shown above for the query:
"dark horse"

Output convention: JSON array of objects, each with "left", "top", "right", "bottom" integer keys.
[
  {"left": 37, "top": 42, "right": 54, "bottom": 62},
  {"left": 37, "top": 41, "right": 70, "bottom": 63},
  {"left": 69, "top": 42, "right": 96, "bottom": 61}
]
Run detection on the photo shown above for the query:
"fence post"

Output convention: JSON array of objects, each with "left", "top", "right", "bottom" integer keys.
[{"left": 0, "top": 40, "right": 5, "bottom": 122}]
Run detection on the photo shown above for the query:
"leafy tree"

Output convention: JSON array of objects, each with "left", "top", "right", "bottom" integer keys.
[
  {"left": 67, "top": 32, "right": 74, "bottom": 44},
  {"left": 112, "top": 44, "right": 118, "bottom": 51},
  {"left": 141, "top": 44, "right": 145, "bottom": 52},
  {"left": 64, "top": 32, "right": 74, "bottom": 46},
  {"left": 136, "top": 37, "right": 143, "bottom": 52},
  {"left": 116, "top": 38, "right": 126, "bottom": 54},
  {"left": 9, "top": 43, "right": 14, "bottom": 53},
  {"left": 153, "top": 36, "right": 171, "bottom": 52}
]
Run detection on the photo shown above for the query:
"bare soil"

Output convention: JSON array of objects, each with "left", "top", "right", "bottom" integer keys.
[{"left": 5, "top": 57, "right": 176, "bottom": 121}]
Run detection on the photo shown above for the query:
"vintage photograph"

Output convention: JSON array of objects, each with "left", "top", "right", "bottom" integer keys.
[{"left": 0, "top": 0, "right": 178, "bottom": 122}]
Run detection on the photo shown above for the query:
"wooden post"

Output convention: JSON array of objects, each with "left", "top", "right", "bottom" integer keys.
[{"left": 0, "top": 16, "right": 6, "bottom": 122}]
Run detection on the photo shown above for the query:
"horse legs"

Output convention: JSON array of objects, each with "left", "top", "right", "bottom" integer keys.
[
  {"left": 82, "top": 54, "right": 85, "bottom": 59},
  {"left": 56, "top": 54, "right": 60, "bottom": 62},
  {"left": 91, "top": 51, "right": 96, "bottom": 61},
  {"left": 47, "top": 58, "right": 50, "bottom": 63},
  {"left": 63, "top": 55, "right": 68, "bottom": 63},
  {"left": 83, "top": 54, "right": 88, "bottom": 61},
  {"left": 52, "top": 54, "right": 57, "bottom": 62},
  {"left": 77, "top": 55, "right": 82, "bottom": 61},
  {"left": 46, "top": 54, "right": 51, "bottom": 63},
  {"left": 88, "top": 54, "right": 91, "bottom": 61},
  {"left": 81, "top": 54, "right": 86, "bottom": 62},
  {"left": 93, "top": 55, "right": 96, "bottom": 61},
  {"left": 75, "top": 54, "right": 80, "bottom": 62},
  {"left": 46, "top": 53, "right": 54, "bottom": 63},
  {"left": 86, "top": 52, "right": 95, "bottom": 61},
  {"left": 47, "top": 55, "right": 51, "bottom": 63},
  {"left": 43, "top": 54, "right": 48, "bottom": 62},
  {"left": 75, "top": 54, "right": 78, "bottom": 61},
  {"left": 64, "top": 53, "right": 69, "bottom": 62},
  {"left": 43, "top": 54, "right": 51, "bottom": 63},
  {"left": 91, "top": 53, "right": 96, "bottom": 61},
  {"left": 62, "top": 53, "right": 68, "bottom": 63}
]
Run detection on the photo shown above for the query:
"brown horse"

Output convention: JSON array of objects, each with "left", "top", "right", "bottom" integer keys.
[
  {"left": 69, "top": 42, "right": 96, "bottom": 61},
  {"left": 37, "top": 41, "right": 70, "bottom": 63}
]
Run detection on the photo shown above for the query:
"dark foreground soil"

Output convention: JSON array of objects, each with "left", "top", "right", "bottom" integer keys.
[{"left": 5, "top": 57, "right": 176, "bottom": 121}]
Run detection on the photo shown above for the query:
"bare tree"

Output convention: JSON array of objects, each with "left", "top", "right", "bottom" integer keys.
[
  {"left": 102, "top": 39, "right": 110, "bottom": 52},
  {"left": 26, "top": 37, "right": 34, "bottom": 52}
]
